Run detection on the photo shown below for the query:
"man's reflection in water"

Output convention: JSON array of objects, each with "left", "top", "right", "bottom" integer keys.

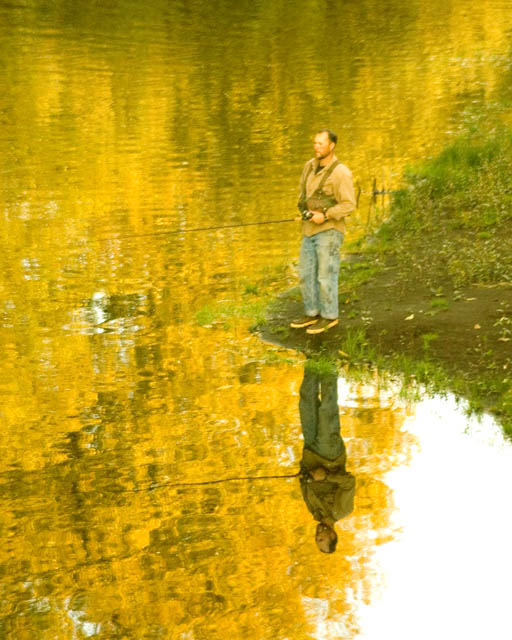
[{"left": 299, "top": 365, "right": 355, "bottom": 553}]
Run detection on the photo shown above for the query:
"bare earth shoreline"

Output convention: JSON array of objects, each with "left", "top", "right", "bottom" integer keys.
[{"left": 261, "top": 256, "right": 512, "bottom": 436}]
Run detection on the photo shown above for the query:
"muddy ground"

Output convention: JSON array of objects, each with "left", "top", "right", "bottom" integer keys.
[{"left": 261, "top": 256, "right": 512, "bottom": 425}]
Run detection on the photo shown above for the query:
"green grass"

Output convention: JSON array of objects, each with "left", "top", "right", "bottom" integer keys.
[
  {"left": 195, "top": 263, "right": 295, "bottom": 331},
  {"left": 421, "top": 332, "right": 439, "bottom": 353},
  {"left": 369, "top": 119, "right": 512, "bottom": 289},
  {"left": 260, "top": 349, "right": 298, "bottom": 366},
  {"left": 430, "top": 298, "right": 449, "bottom": 310},
  {"left": 339, "top": 260, "right": 380, "bottom": 293},
  {"left": 195, "top": 306, "right": 217, "bottom": 326},
  {"left": 339, "top": 328, "right": 375, "bottom": 363},
  {"left": 426, "top": 298, "right": 450, "bottom": 316},
  {"left": 304, "top": 354, "right": 339, "bottom": 376},
  {"left": 358, "top": 111, "right": 512, "bottom": 434},
  {"left": 195, "top": 299, "right": 269, "bottom": 330},
  {"left": 334, "top": 328, "right": 512, "bottom": 436}
]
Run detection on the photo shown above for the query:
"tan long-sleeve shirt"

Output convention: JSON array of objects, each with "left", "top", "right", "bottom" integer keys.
[{"left": 299, "top": 154, "right": 356, "bottom": 237}]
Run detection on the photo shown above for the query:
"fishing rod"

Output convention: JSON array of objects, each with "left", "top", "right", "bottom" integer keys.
[
  {"left": 109, "top": 201, "right": 367, "bottom": 241},
  {"left": 105, "top": 180, "right": 392, "bottom": 241},
  {"left": 115, "top": 217, "right": 298, "bottom": 240}
]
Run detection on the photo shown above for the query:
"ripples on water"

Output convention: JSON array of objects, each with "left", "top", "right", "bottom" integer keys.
[{"left": 1, "top": 0, "right": 512, "bottom": 637}]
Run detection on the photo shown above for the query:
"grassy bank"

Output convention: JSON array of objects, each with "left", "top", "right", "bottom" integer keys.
[
  {"left": 366, "top": 121, "right": 512, "bottom": 290},
  {"left": 261, "top": 117, "right": 512, "bottom": 438}
]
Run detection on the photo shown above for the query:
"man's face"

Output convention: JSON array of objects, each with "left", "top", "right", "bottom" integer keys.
[
  {"left": 315, "top": 523, "right": 336, "bottom": 553},
  {"left": 313, "top": 132, "right": 335, "bottom": 160}
]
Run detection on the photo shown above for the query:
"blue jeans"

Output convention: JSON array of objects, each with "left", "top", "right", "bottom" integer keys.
[
  {"left": 299, "top": 230, "right": 343, "bottom": 319},
  {"left": 299, "top": 368, "right": 344, "bottom": 460}
]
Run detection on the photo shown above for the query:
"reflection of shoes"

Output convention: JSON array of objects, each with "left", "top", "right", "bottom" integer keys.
[
  {"left": 306, "top": 317, "right": 338, "bottom": 334},
  {"left": 290, "top": 315, "right": 319, "bottom": 328}
]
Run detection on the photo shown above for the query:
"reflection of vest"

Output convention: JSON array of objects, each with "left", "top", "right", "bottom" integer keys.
[
  {"left": 300, "top": 449, "right": 355, "bottom": 522},
  {"left": 298, "top": 160, "right": 340, "bottom": 214},
  {"left": 300, "top": 471, "right": 355, "bottom": 522}
]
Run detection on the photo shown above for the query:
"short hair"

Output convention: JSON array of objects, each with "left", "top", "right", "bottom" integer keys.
[
  {"left": 316, "top": 128, "right": 338, "bottom": 145},
  {"left": 320, "top": 530, "right": 338, "bottom": 554}
]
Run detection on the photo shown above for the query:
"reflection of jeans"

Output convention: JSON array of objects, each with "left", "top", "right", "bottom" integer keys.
[
  {"left": 299, "top": 230, "right": 343, "bottom": 319},
  {"left": 299, "top": 368, "right": 344, "bottom": 460}
]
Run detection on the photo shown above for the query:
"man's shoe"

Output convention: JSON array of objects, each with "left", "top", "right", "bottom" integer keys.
[
  {"left": 306, "top": 317, "right": 338, "bottom": 334},
  {"left": 290, "top": 315, "right": 319, "bottom": 329}
]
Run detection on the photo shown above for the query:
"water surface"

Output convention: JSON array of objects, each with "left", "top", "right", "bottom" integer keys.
[{"left": 1, "top": 0, "right": 512, "bottom": 637}]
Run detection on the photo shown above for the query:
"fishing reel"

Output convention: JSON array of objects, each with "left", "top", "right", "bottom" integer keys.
[{"left": 300, "top": 210, "right": 314, "bottom": 221}]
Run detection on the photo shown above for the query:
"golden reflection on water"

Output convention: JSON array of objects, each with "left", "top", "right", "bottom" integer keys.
[
  {"left": 1, "top": 0, "right": 512, "bottom": 637},
  {"left": 0, "top": 346, "right": 416, "bottom": 638}
]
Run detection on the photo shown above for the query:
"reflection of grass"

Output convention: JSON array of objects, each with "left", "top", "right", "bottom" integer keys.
[
  {"left": 195, "top": 263, "right": 294, "bottom": 331},
  {"left": 332, "top": 327, "right": 512, "bottom": 437}
]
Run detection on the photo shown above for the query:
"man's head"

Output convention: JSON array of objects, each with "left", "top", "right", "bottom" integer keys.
[
  {"left": 315, "top": 522, "right": 338, "bottom": 554},
  {"left": 313, "top": 129, "right": 337, "bottom": 163}
]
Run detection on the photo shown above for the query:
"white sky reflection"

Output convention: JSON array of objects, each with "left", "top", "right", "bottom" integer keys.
[{"left": 357, "top": 393, "right": 512, "bottom": 640}]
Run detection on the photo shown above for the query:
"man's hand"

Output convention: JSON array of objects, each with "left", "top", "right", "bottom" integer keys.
[
  {"left": 311, "top": 466, "right": 327, "bottom": 481},
  {"left": 310, "top": 211, "right": 326, "bottom": 225}
]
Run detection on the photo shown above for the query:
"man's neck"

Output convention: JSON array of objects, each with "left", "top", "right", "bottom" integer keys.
[{"left": 319, "top": 153, "right": 335, "bottom": 167}]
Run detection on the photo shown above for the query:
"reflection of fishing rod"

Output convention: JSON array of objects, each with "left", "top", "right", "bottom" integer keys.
[{"left": 126, "top": 471, "right": 301, "bottom": 492}]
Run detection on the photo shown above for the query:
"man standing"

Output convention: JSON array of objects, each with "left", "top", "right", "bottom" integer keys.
[{"left": 291, "top": 129, "right": 356, "bottom": 334}]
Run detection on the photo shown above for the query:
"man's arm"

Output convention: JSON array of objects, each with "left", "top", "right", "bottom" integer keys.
[
  {"left": 332, "top": 476, "right": 355, "bottom": 520},
  {"left": 299, "top": 160, "right": 315, "bottom": 197},
  {"left": 310, "top": 466, "right": 353, "bottom": 485},
  {"left": 325, "top": 166, "right": 356, "bottom": 221}
]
